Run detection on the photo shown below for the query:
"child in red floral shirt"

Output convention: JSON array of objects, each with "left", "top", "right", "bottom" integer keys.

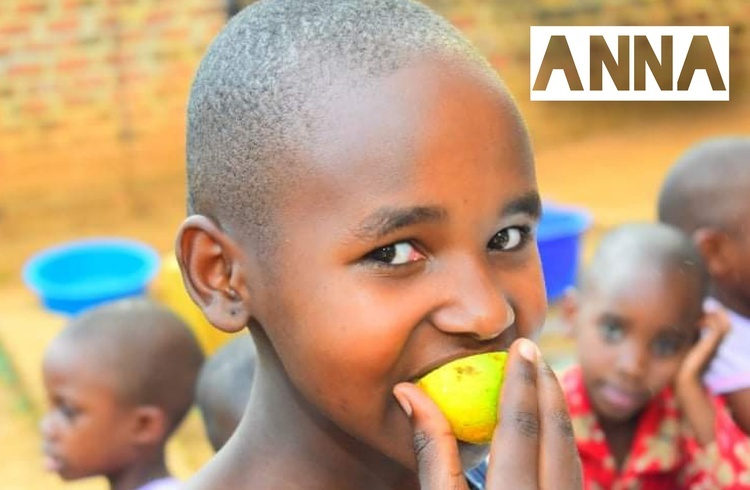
[{"left": 560, "top": 222, "right": 750, "bottom": 489}]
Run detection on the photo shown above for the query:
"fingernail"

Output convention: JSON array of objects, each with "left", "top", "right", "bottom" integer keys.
[
  {"left": 518, "top": 338, "right": 537, "bottom": 363},
  {"left": 393, "top": 391, "right": 413, "bottom": 418}
]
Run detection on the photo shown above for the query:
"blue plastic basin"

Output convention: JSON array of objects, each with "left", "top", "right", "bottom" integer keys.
[
  {"left": 22, "top": 238, "right": 160, "bottom": 315},
  {"left": 537, "top": 203, "right": 592, "bottom": 302}
]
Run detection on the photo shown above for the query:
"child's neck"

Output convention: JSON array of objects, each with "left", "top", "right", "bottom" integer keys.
[
  {"left": 220, "top": 337, "right": 418, "bottom": 489},
  {"left": 108, "top": 451, "right": 170, "bottom": 490},
  {"left": 599, "top": 415, "right": 641, "bottom": 472}
]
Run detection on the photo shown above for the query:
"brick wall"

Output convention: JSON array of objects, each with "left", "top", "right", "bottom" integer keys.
[
  {"left": 1, "top": 0, "right": 748, "bottom": 284},
  {"left": 0, "top": 0, "right": 227, "bottom": 282}
]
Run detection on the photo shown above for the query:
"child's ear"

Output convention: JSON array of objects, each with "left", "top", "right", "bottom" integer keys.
[
  {"left": 130, "top": 405, "right": 167, "bottom": 446},
  {"left": 559, "top": 287, "right": 580, "bottom": 338},
  {"left": 693, "top": 227, "right": 730, "bottom": 279},
  {"left": 176, "top": 215, "right": 252, "bottom": 333}
]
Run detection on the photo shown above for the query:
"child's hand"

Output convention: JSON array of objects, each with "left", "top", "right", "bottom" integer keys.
[
  {"left": 675, "top": 309, "right": 730, "bottom": 446},
  {"left": 393, "top": 338, "right": 583, "bottom": 489},
  {"left": 677, "top": 309, "right": 730, "bottom": 388}
]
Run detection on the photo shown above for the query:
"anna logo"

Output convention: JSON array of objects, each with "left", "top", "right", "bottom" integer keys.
[{"left": 530, "top": 26, "right": 729, "bottom": 101}]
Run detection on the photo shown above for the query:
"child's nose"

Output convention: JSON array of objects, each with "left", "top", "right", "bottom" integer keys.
[
  {"left": 429, "top": 257, "right": 514, "bottom": 341},
  {"left": 39, "top": 412, "right": 56, "bottom": 439},
  {"left": 616, "top": 342, "right": 648, "bottom": 381}
]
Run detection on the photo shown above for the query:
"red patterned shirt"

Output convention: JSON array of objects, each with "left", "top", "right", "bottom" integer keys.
[{"left": 562, "top": 365, "right": 750, "bottom": 489}]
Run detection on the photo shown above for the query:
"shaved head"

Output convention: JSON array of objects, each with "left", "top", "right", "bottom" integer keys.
[
  {"left": 658, "top": 137, "right": 750, "bottom": 234},
  {"left": 52, "top": 299, "right": 205, "bottom": 432},
  {"left": 582, "top": 223, "right": 708, "bottom": 303},
  {"left": 186, "top": 0, "right": 505, "bottom": 246}
]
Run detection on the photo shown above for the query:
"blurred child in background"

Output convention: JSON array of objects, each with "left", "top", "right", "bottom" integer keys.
[
  {"left": 659, "top": 136, "right": 750, "bottom": 436},
  {"left": 560, "top": 222, "right": 749, "bottom": 488},
  {"left": 195, "top": 335, "right": 255, "bottom": 451},
  {"left": 40, "top": 298, "right": 204, "bottom": 490}
]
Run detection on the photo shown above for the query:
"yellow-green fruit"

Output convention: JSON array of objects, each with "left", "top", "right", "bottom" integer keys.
[{"left": 416, "top": 351, "right": 507, "bottom": 445}]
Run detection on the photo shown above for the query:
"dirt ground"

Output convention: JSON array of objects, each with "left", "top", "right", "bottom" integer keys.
[{"left": 1, "top": 93, "right": 749, "bottom": 488}]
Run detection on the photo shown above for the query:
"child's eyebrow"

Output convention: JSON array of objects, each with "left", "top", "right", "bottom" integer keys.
[
  {"left": 504, "top": 191, "right": 542, "bottom": 219},
  {"left": 350, "top": 192, "right": 542, "bottom": 242},
  {"left": 352, "top": 206, "right": 447, "bottom": 242},
  {"left": 656, "top": 325, "right": 692, "bottom": 339},
  {"left": 599, "top": 312, "right": 627, "bottom": 327}
]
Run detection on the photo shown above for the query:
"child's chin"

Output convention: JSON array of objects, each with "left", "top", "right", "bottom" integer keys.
[
  {"left": 58, "top": 471, "right": 79, "bottom": 481},
  {"left": 43, "top": 454, "right": 64, "bottom": 475},
  {"left": 458, "top": 441, "right": 490, "bottom": 470},
  {"left": 56, "top": 467, "right": 88, "bottom": 482}
]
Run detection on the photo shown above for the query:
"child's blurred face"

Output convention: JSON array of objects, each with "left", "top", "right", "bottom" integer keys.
[
  {"left": 719, "top": 205, "right": 750, "bottom": 312},
  {"left": 245, "top": 59, "right": 547, "bottom": 468},
  {"left": 40, "top": 340, "right": 136, "bottom": 480},
  {"left": 569, "top": 268, "right": 701, "bottom": 424}
]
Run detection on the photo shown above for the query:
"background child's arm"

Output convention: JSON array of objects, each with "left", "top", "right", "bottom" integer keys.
[
  {"left": 674, "top": 311, "right": 750, "bottom": 488},
  {"left": 675, "top": 310, "right": 730, "bottom": 445}
]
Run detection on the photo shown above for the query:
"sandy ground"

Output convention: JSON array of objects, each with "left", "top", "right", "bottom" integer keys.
[{"left": 1, "top": 93, "right": 749, "bottom": 488}]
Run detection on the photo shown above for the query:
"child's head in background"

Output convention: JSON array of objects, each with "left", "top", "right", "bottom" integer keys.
[
  {"left": 40, "top": 298, "right": 204, "bottom": 487},
  {"left": 563, "top": 223, "right": 708, "bottom": 423},
  {"left": 658, "top": 136, "right": 750, "bottom": 318},
  {"left": 195, "top": 335, "right": 255, "bottom": 451}
]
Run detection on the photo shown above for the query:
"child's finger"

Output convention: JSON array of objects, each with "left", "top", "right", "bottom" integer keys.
[
  {"left": 702, "top": 309, "right": 731, "bottom": 340},
  {"left": 537, "top": 360, "right": 583, "bottom": 490},
  {"left": 392, "top": 382, "right": 469, "bottom": 490},
  {"left": 485, "top": 338, "right": 540, "bottom": 489},
  {"left": 680, "top": 311, "right": 729, "bottom": 381}
]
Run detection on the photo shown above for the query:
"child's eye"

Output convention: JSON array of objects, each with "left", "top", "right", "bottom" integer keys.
[
  {"left": 488, "top": 226, "right": 531, "bottom": 251},
  {"left": 364, "top": 241, "right": 424, "bottom": 266},
  {"left": 598, "top": 321, "right": 624, "bottom": 343},
  {"left": 651, "top": 336, "right": 681, "bottom": 357},
  {"left": 58, "top": 403, "right": 79, "bottom": 421}
]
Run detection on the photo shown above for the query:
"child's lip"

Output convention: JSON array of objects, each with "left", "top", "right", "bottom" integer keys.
[
  {"left": 599, "top": 383, "right": 645, "bottom": 412},
  {"left": 43, "top": 454, "right": 63, "bottom": 472},
  {"left": 41, "top": 446, "right": 62, "bottom": 472}
]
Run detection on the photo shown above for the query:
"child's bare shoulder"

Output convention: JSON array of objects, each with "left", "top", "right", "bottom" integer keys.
[{"left": 183, "top": 453, "right": 273, "bottom": 490}]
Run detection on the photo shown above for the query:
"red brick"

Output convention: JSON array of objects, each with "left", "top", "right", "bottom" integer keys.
[
  {"left": 26, "top": 40, "right": 55, "bottom": 52},
  {"left": 7, "top": 64, "right": 44, "bottom": 77},
  {"left": 22, "top": 100, "right": 48, "bottom": 115},
  {"left": 1, "top": 24, "right": 30, "bottom": 36},
  {"left": 147, "top": 9, "right": 173, "bottom": 25},
  {"left": 56, "top": 58, "right": 89, "bottom": 71},
  {"left": 117, "top": 71, "right": 149, "bottom": 84},
  {"left": 102, "top": 15, "right": 119, "bottom": 28},
  {"left": 161, "top": 27, "right": 190, "bottom": 40},
  {"left": 49, "top": 17, "right": 80, "bottom": 33},
  {"left": 106, "top": 52, "right": 135, "bottom": 65},
  {"left": 17, "top": 1, "right": 48, "bottom": 14},
  {"left": 114, "top": 28, "right": 145, "bottom": 42}
]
